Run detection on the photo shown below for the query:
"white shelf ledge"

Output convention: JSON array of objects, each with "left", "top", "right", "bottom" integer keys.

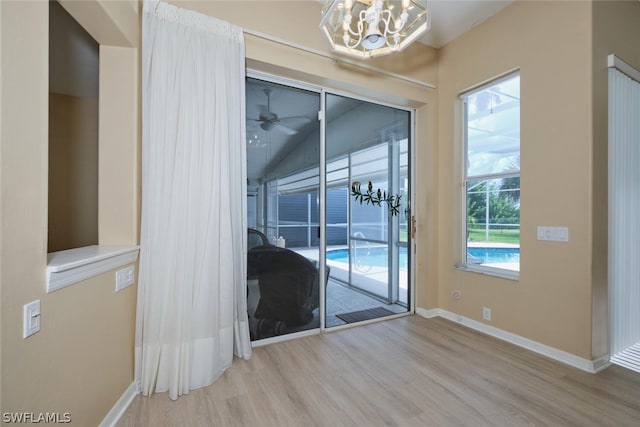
[{"left": 47, "top": 245, "right": 140, "bottom": 293}]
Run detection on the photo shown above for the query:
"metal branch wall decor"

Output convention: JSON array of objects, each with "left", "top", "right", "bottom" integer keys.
[{"left": 351, "top": 181, "right": 402, "bottom": 216}]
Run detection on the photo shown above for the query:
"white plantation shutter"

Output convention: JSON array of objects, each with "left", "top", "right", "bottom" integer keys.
[{"left": 608, "top": 55, "right": 640, "bottom": 372}]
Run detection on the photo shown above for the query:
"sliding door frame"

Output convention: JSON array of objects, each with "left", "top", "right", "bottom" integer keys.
[
  {"left": 322, "top": 87, "right": 416, "bottom": 320},
  {"left": 247, "top": 69, "right": 416, "bottom": 344}
]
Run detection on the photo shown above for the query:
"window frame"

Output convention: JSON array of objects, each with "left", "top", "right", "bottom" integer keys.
[{"left": 458, "top": 70, "right": 521, "bottom": 280}]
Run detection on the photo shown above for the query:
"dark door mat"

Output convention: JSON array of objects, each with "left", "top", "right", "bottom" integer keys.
[{"left": 335, "top": 306, "right": 396, "bottom": 324}]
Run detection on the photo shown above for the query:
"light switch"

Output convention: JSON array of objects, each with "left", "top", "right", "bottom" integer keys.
[
  {"left": 537, "top": 226, "right": 569, "bottom": 242},
  {"left": 23, "top": 300, "right": 41, "bottom": 339}
]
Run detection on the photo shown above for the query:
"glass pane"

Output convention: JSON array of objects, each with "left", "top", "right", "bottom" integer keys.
[
  {"left": 398, "top": 138, "right": 409, "bottom": 304},
  {"left": 278, "top": 193, "right": 310, "bottom": 247},
  {"left": 348, "top": 238, "right": 389, "bottom": 299},
  {"left": 466, "top": 74, "right": 520, "bottom": 178},
  {"left": 246, "top": 78, "right": 321, "bottom": 340},
  {"left": 466, "top": 177, "right": 520, "bottom": 271},
  {"left": 351, "top": 146, "right": 389, "bottom": 241},
  {"left": 327, "top": 187, "right": 348, "bottom": 246},
  {"left": 325, "top": 93, "right": 411, "bottom": 327}
]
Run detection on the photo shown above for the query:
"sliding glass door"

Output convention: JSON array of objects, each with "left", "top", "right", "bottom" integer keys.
[
  {"left": 246, "top": 76, "right": 412, "bottom": 339},
  {"left": 325, "top": 93, "right": 411, "bottom": 327},
  {"left": 246, "top": 77, "right": 321, "bottom": 340}
]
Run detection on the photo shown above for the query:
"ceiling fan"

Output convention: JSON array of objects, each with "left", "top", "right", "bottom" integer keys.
[{"left": 248, "top": 88, "right": 310, "bottom": 135}]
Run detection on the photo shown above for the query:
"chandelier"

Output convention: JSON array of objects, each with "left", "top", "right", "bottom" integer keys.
[{"left": 320, "top": 0, "right": 430, "bottom": 59}]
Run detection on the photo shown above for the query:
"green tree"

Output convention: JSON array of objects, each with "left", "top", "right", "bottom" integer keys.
[
  {"left": 467, "top": 178, "right": 520, "bottom": 237},
  {"left": 467, "top": 181, "right": 487, "bottom": 226}
]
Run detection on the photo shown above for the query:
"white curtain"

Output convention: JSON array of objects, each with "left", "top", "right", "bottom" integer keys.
[
  {"left": 136, "top": 0, "right": 251, "bottom": 400},
  {"left": 609, "top": 62, "right": 640, "bottom": 371}
]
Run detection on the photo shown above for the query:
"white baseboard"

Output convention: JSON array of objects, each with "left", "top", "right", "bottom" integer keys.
[
  {"left": 415, "top": 307, "right": 439, "bottom": 318},
  {"left": 416, "top": 307, "right": 610, "bottom": 374},
  {"left": 99, "top": 381, "right": 139, "bottom": 427},
  {"left": 592, "top": 355, "right": 612, "bottom": 373}
]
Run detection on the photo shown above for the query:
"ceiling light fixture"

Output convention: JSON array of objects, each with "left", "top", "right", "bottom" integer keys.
[
  {"left": 247, "top": 133, "right": 266, "bottom": 148},
  {"left": 320, "top": 0, "right": 430, "bottom": 59}
]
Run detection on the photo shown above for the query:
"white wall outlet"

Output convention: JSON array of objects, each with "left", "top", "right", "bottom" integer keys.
[
  {"left": 23, "top": 300, "right": 41, "bottom": 338},
  {"left": 115, "top": 265, "right": 135, "bottom": 292},
  {"left": 482, "top": 306, "right": 492, "bottom": 321}
]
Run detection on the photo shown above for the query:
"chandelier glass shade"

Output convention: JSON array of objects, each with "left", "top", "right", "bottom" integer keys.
[{"left": 320, "top": 0, "right": 430, "bottom": 59}]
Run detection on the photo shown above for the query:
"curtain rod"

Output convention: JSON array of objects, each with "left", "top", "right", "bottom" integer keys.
[
  {"left": 243, "top": 29, "right": 436, "bottom": 90},
  {"left": 608, "top": 54, "right": 640, "bottom": 84}
]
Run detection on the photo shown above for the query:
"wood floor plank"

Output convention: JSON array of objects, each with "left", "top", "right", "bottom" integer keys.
[{"left": 118, "top": 316, "right": 640, "bottom": 427}]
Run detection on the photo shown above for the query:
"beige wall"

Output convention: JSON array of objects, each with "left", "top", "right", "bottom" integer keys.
[
  {"left": 0, "top": 0, "right": 4, "bottom": 412},
  {"left": 437, "top": 1, "right": 594, "bottom": 358},
  {"left": 171, "top": 1, "right": 438, "bottom": 104},
  {"left": 591, "top": 0, "right": 640, "bottom": 359},
  {"left": 99, "top": 46, "right": 140, "bottom": 246},
  {"left": 173, "top": 1, "right": 435, "bottom": 88},
  {"left": 48, "top": 94, "right": 99, "bottom": 252},
  {"left": 1, "top": 1, "right": 139, "bottom": 425}
]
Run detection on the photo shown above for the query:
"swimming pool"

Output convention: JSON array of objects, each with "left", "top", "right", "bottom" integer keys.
[
  {"left": 326, "top": 247, "right": 407, "bottom": 268},
  {"left": 326, "top": 246, "right": 520, "bottom": 267},
  {"left": 467, "top": 247, "right": 520, "bottom": 264}
]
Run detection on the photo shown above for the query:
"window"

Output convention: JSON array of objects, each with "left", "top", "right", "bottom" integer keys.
[{"left": 462, "top": 72, "right": 520, "bottom": 276}]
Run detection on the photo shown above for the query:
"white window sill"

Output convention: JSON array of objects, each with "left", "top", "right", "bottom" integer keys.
[
  {"left": 455, "top": 263, "right": 520, "bottom": 281},
  {"left": 47, "top": 245, "right": 140, "bottom": 293}
]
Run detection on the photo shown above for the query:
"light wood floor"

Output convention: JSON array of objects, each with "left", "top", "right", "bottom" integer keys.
[{"left": 118, "top": 316, "right": 640, "bottom": 426}]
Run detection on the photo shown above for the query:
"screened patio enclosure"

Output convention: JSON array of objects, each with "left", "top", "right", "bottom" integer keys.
[{"left": 246, "top": 76, "right": 412, "bottom": 341}]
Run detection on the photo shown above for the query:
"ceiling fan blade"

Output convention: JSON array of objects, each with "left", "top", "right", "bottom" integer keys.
[
  {"left": 272, "top": 123, "right": 298, "bottom": 135},
  {"left": 279, "top": 115, "right": 311, "bottom": 124}
]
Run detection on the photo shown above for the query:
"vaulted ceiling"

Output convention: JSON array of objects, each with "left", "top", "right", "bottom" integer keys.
[{"left": 419, "top": 0, "right": 514, "bottom": 48}]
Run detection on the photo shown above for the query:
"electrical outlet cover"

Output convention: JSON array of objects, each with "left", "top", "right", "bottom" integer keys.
[
  {"left": 115, "top": 265, "right": 135, "bottom": 292},
  {"left": 23, "top": 300, "right": 41, "bottom": 338}
]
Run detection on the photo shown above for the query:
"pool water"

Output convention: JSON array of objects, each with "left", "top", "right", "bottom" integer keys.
[
  {"left": 326, "top": 246, "right": 520, "bottom": 267},
  {"left": 326, "top": 247, "right": 407, "bottom": 268},
  {"left": 467, "top": 247, "right": 520, "bottom": 264}
]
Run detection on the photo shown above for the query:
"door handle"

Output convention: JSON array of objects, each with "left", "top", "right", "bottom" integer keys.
[{"left": 411, "top": 215, "right": 416, "bottom": 239}]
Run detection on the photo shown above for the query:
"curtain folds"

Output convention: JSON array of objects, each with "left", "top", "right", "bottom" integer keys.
[{"left": 136, "top": 0, "right": 251, "bottom": 400}]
